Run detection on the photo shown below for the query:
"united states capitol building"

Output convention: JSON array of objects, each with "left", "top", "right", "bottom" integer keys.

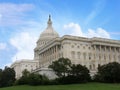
[{"left": 11, "top": 16, "right": 120, "bottom": 79}]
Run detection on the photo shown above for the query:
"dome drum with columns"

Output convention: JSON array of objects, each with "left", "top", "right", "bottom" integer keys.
[
  {"left": 34, "top": 15, "right": 59, "bottom": 61},
  {"left": 36, "top": 15, "right": 59, "bottom": 47}
]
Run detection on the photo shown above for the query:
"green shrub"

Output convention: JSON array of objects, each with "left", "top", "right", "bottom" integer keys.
[{"left": 94, "top": 62, "right": 120, "bottom": 83}]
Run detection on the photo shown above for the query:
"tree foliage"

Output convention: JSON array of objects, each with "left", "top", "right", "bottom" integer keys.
[
  {"left": 49, "top": 58, "right": 91, "bottom": 84},
  {"left": 49, "top": 58, "right": 71, "bottom": 77},
  {"left": 94, "top": 62, "right": 120, "bottom": 83},
  {"left": 0, "top": 69, "right": 3, "bottom": 87},
  {"left": 15, "top": 69, "right": 30, "bottom": 85},
  {"left": 28, "top": 73, "right": 49, "bottom": 85},
  {"left": 16, "top": 69, "right": 50, "bottom": 85},
  {"left": 69, "top": 64, "right": 91, "bottom": 83},
  {"left": 0, "top": 67, "right": 15, "bottom": 87}
]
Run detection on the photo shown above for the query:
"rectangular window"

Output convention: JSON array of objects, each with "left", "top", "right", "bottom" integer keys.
[
  {"left": 77, "top": 52, "right": 80, "bottom": 59},
  {"left": 71, "top": 51, "right": 75, "bottom": 59}
]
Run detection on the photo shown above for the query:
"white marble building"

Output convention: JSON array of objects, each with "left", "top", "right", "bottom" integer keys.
[
  {"left": 34, "top": 15, "right": 120, "bottom": 76},
  {"left": 11, "top": 15, "right": 120, "bottom": 79}
]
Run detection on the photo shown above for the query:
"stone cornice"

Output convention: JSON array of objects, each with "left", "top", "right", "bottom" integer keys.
[
  {"left": 36, "top": 35, "right": 120, "bottom": 54},
  {"left": 11, "top": 60, "right": 38, "bottom": 68}
]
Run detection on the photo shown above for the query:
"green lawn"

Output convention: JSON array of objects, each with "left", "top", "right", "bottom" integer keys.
[{"left": 0, "top": 83, "right": 120, "bottom": 90}]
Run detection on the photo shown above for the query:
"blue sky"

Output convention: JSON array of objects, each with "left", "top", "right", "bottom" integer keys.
[{"left": 0, "top": 0, "right": 120, "bottom": 68}]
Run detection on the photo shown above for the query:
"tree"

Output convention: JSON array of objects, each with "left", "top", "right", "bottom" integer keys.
[
  {"left": 61, "top": 64, "right": 91, "bottom": 84},
  {"left": 49, "top": 58, "right": 91, "bottom": 84},
  {"left": 49, "top": 58, "right": 71, "bottom": 77},
  {"left": 70, "top": 64, "right": 90, "bottom": 81},
  {"left": 0, "top": 69, "right": 3, "bottom": 87},
  {"left": 0, "top": 67, "right": 15, "bottom": 87},
  {"left": 95, "top": 62, "right": 120, "bottom": 83},
  {"left": 28, "top": 73, "right": 49, "bottom": 85},
  {"left": 16, "top": 69, "right": 30, "bottom": 85},
  {"left": 22, "top": 69, "right": 30, "bottom": 77}
]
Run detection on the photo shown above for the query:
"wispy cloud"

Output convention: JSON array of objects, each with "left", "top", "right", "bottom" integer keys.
[
  {"left": 0, "top": 43, "right": 6, "bottom": 50},
  {"left": 9, "top": 19, "right": 42, "bottom": 62},
  {"left": 0, "top": 3, "right": 46, "bottom": 66},
  {"left": 10, "top": 32, "right": 37, "bottom": 62},
  {"left": 109, "top": 32, "right": 120, "bottom": 35},
  {"left": 0, "top": 3, "right": 34, "bottom": 26},
  {"left": 85, "top": 0, "right": 106, "bottom": 25}
]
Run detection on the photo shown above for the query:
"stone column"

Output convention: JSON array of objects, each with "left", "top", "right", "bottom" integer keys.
[
  {"left": 44, "top": 51, "right": 46, "bottom": 62},
  {"left": 99, "top": 45, "right": 101, "bottom": 62},
  {"left": 40, "top": 53, "right": 43, "bottom": 67},
  {"left": 48, "top": 49, "right": 50, "bottom": 62},
  {"left": 104, "top": 46, "right": 107, "bottom": 63},
  {"left": 56, "top": 45, "right": 58, "bottom": 59},
  {"left": 117, "top": 47, "right": 119, "bottom": 62},
  {"left": 39, "top": 54, "right": 41, "bottom": 68},
  {"left": 109, "top": 46, "right": 112, "bottom": 62},
  {"left": 114, "top": 47, "right": 116, "bottom": 62},
  {"left": 46, "top": 50, "right": 48, "bottom": 62},
  {"left": 50, "top": 48, "right": 52, "bottom": 60},
  {"left": 93, "top": 45, "right": 96, "bottom": 60},
  {"left": 104, "top": 46, "right": 108, "bottom": 63},
  {"left": 53, "top": 46, "right": 55, "bottom": 59},
  {"left": 51, "top": 47, "right": 53, "bottom": 60},
  {"left": 53, "top": 46, "right": 55, "bottom": 60}
]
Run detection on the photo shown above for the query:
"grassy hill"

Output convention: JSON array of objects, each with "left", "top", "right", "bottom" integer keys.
[{"left": 0, "top": 83, "right": 120, "bottom": 90}]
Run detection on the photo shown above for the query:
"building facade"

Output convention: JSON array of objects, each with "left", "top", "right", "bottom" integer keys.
[
  {"left": 11, "top": 59, "right": 39, "bottom": 79},
  {"left": 11, "top": 15, "right": 120, "bottom": 79},
  {"left": 34, "top": 16, "right": 120, "bottom": 76}
]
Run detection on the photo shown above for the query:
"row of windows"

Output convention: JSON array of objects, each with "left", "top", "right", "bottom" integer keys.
[
  {"left": 95, "top": 47, "right": 120, "bottom": 53},
  {"left": 71, "top": 51, "right": 91, "bottom": 60},
  {"left": 71, "top": 51, "right": 120, "bottom": 60},
  {"left": 70, "top": 42, "right": 90, "bottom": 46},
  {"left": 38, "top": 41, "right": 47, "bottom": 46},
  {"left": 71, "top": 45, "right": 91, "bottom": 50}
]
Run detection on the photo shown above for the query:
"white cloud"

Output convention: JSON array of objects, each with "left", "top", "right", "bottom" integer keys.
[
  {"left": 10, "top": 32, "right": 37, "bottom": 62},
  {"left": 86, "top": 28, "right": 110, "bottom": 38},
  {"left": 0, "top": 43, "right": 6, "bottom": 50},
  {"left": 63, "top": 22, "right": 83, "bottom": 36},
  {"left": 0, "top": 3, "right": 34, "bottom": 13},
  {"left": 0, "top": 3, "right": 34, "bottom": 26},
  {"left": 63, "top": 22, "right": 110, "bottom": 38}
]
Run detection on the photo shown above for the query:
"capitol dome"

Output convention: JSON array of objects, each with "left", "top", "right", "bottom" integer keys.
[{"left": 37, "top": 15, "right": 59, "bottom": 46}]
